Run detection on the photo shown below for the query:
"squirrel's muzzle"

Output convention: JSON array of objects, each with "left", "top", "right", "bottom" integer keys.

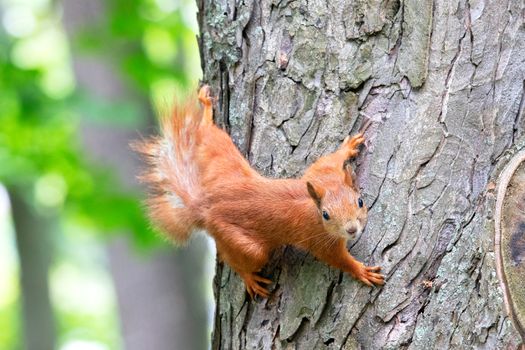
[{"left": 346, "top": 226, "right": 357, "bottom": 236}]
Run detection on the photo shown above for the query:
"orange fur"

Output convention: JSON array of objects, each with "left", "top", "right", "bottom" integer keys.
[{"left": 135, "top": 86, "right": 384, "bottom": 298}]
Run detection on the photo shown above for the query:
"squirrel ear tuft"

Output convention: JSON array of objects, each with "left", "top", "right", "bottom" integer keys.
[
  {"left": 307, "top": 181, "right": 325, "bottom": 208},
  {"left": 343, "top": 161, "right": 357, "bottom": 188}
]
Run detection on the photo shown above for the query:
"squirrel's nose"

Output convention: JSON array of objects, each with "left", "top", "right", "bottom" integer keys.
[{"left": 346, "top": 227, "right": 357, "bottom": 235}]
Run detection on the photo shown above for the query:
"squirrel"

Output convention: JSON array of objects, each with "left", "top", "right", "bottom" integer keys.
[{"left": 134, "top": 86, "right": 385, "bottom": 298}]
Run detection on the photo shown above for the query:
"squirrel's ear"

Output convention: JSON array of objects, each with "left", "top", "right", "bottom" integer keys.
[
  {"left": 307, "top": 181, "right": 325, "bottom": 208},
  {"left": 343, "top": 161, "right": 357, "bottom": 188}
]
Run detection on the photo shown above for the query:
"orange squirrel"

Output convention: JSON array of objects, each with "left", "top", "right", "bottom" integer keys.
[{"left": 135, "top": 86, "right": 384, "bottom": 298}]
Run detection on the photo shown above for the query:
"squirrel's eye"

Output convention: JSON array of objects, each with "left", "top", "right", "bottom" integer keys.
[
  {"left": 358, "top": 198, "right": 364, "bottom": 208},
  {"left": 322, "top": 210, "right": 330, "bottom": 220}
]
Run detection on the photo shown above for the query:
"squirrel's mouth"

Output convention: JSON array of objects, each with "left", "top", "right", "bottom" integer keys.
[
  {"left": 345, "top": 226, "right": 363, "bottom": 241},
  {"left": 342, "top": 230, "right": 356, "bottom": 240},
  {"left": 345, "top": 227, "right": 358, "bottom": 238}
]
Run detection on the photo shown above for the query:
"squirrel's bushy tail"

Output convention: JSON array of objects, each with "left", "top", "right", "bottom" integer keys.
[{"left": 133, "top": 97, "right": 204, "bottom": 244}]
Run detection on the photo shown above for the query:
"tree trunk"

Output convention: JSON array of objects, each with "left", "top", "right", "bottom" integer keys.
[
  {"left": 9, "top": 188, "right": 56, "bottom": 350},
  {"left": 199, "top": 0, "right": 525, "bottom": 348},
  {"left": 62, "top": 1, "right": 209, "bottom": 349}
]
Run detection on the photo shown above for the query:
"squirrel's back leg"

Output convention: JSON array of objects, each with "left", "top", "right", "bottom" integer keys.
[
  {"left": 212, "top": 227, "right": 272, "bottom": 298},
  {"left": 198, "top": 85, "right": 214, "bottom": 125},
  {"left": 217, "top": 244, "right": 271, "bottom": 299}
]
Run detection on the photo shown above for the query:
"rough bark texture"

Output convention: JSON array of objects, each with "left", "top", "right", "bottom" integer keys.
[{"left": 199, "top": 0, "right": 525, "bottom": 349}]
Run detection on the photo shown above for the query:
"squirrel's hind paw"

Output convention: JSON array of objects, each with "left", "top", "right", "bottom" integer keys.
[
  {"left": 198, "top": 85, "right": 213, "bottom": 106},
  {"left": 242, "top": 272, "right": 272, "bottom": 299}
]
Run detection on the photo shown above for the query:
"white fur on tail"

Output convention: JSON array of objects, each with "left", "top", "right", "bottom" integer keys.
[{"left": 133, "top": 101, "right": 203, "bottom": 244}]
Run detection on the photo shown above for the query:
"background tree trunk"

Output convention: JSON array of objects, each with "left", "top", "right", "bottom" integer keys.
[
  {"left": 199, "top": 0, "right": 525, "bottom": 348},
  {"left": 9, "top": 189, "right": 56, "bottom": 350},
  {"left": 62, "top": 1, "right": 209, "bottom": 349}
]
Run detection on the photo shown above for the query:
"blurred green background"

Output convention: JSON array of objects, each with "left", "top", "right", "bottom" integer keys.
[{"left": 0, "top": 0, "right": 212, "bottom": 349}]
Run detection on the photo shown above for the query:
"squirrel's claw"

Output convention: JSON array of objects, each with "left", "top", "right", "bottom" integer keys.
[
  {"left": 341, "top": 133, "right": 365, "bottom": 159},
  {"left": 198, "top": 85, "right": 215, "bottom": 124},
  {"left": 198, "top": 85, "right": 213, "bottom": 106},
  {"left": 246, "top": 283, "right": 270, "bottom": 300},
  {"left": 366, "top": 265, "right": 382, "bottom": 272},
  {"left": 242, "top": 272, "right": 272, "bottom": 299},
  {"left": 252, "top": 274, "right": 272, "bottom": 285},
  {"left": 355, "top": 264, "right": 385, "bottom": 287},
  {"left": 343, "top": 133, "right": 364, "bottom": 147}
]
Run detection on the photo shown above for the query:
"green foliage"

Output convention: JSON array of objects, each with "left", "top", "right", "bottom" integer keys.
[
  {"left": 51, "top": 256, "right": 123, "bottom": 349},
  {"left": 75, "top": 0, "right": 201, "bottom": 100},
  {"left": 0, "top": 0, "right": 201, "bottom": 347},
  {"left": 0, "top": 33, "right": 156, "bottom": 247},
  {"left": 0, "top": 0, "right": 201, "bottom": 246},
  {"left": 0, "top": 301, "right": 20, "bottom": 349},
  {"left": 0, "top": 271, "right": 21, "bottom": 349}
]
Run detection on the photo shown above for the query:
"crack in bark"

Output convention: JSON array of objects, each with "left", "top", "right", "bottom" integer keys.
[
  {"left": 489, "top": 0, "right": 512, "bottom": 102},
  {"left": 512, "top": 80, "right": 525, "bottom": 145},
  {"left": 314, "top": 281, "right": 336, "bottom": 327},
  {"left": 219, "top": 60, "right": 231, "bottom": 132},
  {"left": 438, "top": 30, "right": 468, "bottom": 135},
  {"left": 379, "top": 214, "right": 408, "bottom": 259},
  {"left": 390, "top": 0, "right": 404, "bottom": 68},
  {"left": 339, "top": 302, "right": 371, "bottom": 350},
  {"left": 247, "top": 76, "right": 263, "bottom": 160},
  {"left": 286, "top": 317, "right": 310, "bottom": 342},
  {"left": 368, "top": 152, "right": 395, "bottom": 211}
]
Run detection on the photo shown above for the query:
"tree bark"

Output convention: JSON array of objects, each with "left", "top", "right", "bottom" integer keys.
[{"left": 199, "top": 0, "right": 525, "bottom": 348}]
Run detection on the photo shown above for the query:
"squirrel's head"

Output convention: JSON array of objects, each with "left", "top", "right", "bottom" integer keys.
[{"left": 306, "top": 162, "right": 367, "bottom": 241}]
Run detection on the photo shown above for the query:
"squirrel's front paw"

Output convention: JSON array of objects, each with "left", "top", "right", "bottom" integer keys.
[{"left": 354, "top": 264, "right": 384, "bottom": 287}]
